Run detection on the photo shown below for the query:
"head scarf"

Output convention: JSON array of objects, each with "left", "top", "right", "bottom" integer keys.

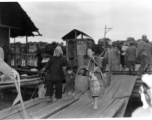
[{"left": 53, "top": 46, "right": 63, "bottom": 56}]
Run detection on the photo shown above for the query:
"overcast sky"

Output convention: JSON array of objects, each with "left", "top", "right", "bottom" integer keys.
[{"left": 11, "top": 0, "right": 152, "bottom": 44}]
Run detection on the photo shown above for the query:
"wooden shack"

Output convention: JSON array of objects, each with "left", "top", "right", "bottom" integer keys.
[
  {"left": 62, "top": 29, "right": 95, "bottom": 69},
  {"left": 0, "top": 2, "right": 41, "bottom": 66}
]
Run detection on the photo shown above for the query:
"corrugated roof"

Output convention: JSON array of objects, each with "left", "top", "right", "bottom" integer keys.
[{"left": 0, "top": 2, "right": 41, "bottom": 37}]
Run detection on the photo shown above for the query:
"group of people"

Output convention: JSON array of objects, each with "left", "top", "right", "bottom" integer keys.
[
  {"left": 41, "top": 45, "right": 107, "bottom": 109},
  {"left": 103, "top": 34, "right": 152, "bottom": 77},
  {"left": 1, "top": 34, "right": 152, "bottom": 112},
  {"left": 40, "top": 34, "right": 152, "bottom": 110}
]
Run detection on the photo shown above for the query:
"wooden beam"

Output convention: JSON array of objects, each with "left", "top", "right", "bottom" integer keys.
[
  {"left": 81, "top": 34, "right": 83, "bottom": 39},
  {"left": 0, "top": 98, "right": 47, "bottom": 120},
  {"left": 8, "top": 27, "right": 11, "bottom": 65},
  {"left": 14, "top": 37, "right": 17, "bottom": 68},
  {"left": 0, "top": 24, "right": 23, "bottom": 30},
  {"left": 75, "top": 31, "right": 77, "bottom": 39},
  {"left": 26, "top": 34, "right": 28, "bottom": 53},
  {"left": 0, "top": 10, "right": 1, "bottom": 25}
]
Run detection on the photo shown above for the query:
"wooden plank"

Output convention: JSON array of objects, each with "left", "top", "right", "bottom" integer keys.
[
  {"left": 34, "top": 98, "right": 79, "bottom": 119},
  {"left": 84, "top": 99, "right": 115, "bottom": 118},
  {"left": 121, "top": 76, "right": 137, "bottom": 97},
  {"left": 0, "top": 80, "right": 42, "bottom": 90},
  {"left": 59, "top": 95, "right": 93, "bottom": 118},
  {"left": 0, "top": 97, "right": 38, "bottom": 114},
  {"left": 50, "top": 91, "right": 90, "bottom": 118},
  {"left": 49, "top": 75, "right": 123, "bottom": 118},
  {"left": 100, "top": 99, "right": 125, "bottom": 118},
  {"left": 112, "top": 78, "right": 126, "bottom": 98},
  {"left": 0, "top": 77, "right": 41, "bottom": 85},
  {"left": 2, "top": 90, "right": 79, "bottom": 119},
  {"left": 104, "top": 77, "right": 122, "bottom": 100},
  {"left": 114, "top": 98, "right": 129, "bottom": 117},
  {"left": 102, "top": 75, "right": 123, "bottom": 99},
  {"left": 76, "top": 99, "right": 115, "bottom": 118},
  {"left": 58, "top": 76, "right": 123, "bottom": 118},
  {"left": 76, "top": 76, "right": 123, "bottom": 118},
  {"left": 0, "top": 98, "right": 47, "bottom": 119},
  {"left": 113, "top": 76, "right": 137, "bottom": 98},
  {"left": 6, "top": 97, "right": 79, "bottom": 119},
  {"left": 51, "top": 90, "right": 106, "bottom": 118},
  {"left": 5, "top": 91, "right": 82, "bottom": 119},
  {"left": 5, "top": 102, "right": 51, "bottom": 119},
  {"left": 75, "top": 76, "right": 124, "bottom": 118},
  {"left": 61, "top": 100, "right": 92, "bottom": 118}
]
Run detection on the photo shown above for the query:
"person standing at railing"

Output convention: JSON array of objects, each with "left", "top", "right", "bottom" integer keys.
[
  {"left": 35, "top": 43, "right": 43, "bottom": 70},
  {"left": 42, "top": 46, "right": 68, "bottom": 102}
]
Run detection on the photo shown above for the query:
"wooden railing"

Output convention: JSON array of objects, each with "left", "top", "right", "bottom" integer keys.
[{"left": 10, "top": 53, "right": 37, "bottom": 67}]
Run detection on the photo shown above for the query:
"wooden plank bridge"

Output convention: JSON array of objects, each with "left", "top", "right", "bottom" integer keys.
[{"left": 0, "top": 74, "right": 138, "bottom": 119}]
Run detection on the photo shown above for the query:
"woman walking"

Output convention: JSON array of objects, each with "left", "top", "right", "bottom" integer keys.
[{"left": 83, "top": 47, "right": 105, "bottom": 109}]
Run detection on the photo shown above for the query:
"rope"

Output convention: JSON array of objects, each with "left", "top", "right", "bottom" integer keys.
[
  {"left": 30, "top": 72, "right": 47, "bottom": 100},
  {"left": 12, "top": 73, "right": 28, "bottom": 119}
]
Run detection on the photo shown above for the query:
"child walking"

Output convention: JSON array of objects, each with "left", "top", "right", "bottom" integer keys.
[{"left": 65, "top": 66, "right": 75, "bottom": 98}]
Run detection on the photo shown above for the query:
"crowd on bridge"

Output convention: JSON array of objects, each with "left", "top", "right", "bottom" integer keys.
[
  {"left": 102, "top": 34, "right": 152, "bottom": 77},
  {"left": 0, "top": 34, "right": 152, "bottom": 116}
]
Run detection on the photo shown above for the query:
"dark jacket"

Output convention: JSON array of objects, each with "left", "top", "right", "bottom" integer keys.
[
  {"left": 137, "top": 40, "right": 147, "bottom": 57},
  {"left": 44, "top": 56, "right": 68, "bottom": 81},
  {"left": 35, "top": 47, "right": 42, "bottom": 60},
  {"left": 125, "top": 46, "right": 136, "bottom": 61},
  {"left": 65, "top": 72, "right": 75, "bottom": 83}
]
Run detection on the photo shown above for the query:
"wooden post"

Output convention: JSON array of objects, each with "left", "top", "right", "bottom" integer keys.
[
  {"left": 0, "top": 9, "right": 1, "bottom": 25},
  {"left": 75, "top": 31, "right": 77, "bottom": 39},
  {"left": 66, "top": 40, "right": 69, "bottom": 62},
  {"left": 14, "top": 37, "right": 17, "bottom": 68},
  {"left": 81, "top": 34, "right": 83, "bottom": 39},
  {"left": 8, "top": 27, "right": 11, "bottom": 66},
  {"left": 26, "top": 34, "right": 28, "bottom": 66},
  {"left": 26, "top": 34, "right": 28, "bottom": 54},
  {"left": 104, "top": 25, "right": 106, "bottom": 48}
]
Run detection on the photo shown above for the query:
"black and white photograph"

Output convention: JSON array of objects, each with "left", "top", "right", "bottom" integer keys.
[{"left": 0, "top": 0, "right": 152, "bottom": 119}]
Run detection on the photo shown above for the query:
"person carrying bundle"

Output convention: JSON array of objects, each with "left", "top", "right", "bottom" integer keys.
[
  {"left": 104, "top": 41, "right": 120, "bottom": 72},
  {"left": 76, "top": 47, "right": 106, "bottom": 110}
]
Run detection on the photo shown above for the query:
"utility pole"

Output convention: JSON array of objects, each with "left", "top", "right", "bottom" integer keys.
[{"left": 104, "top": 25, "right": 112, "bottom": 48}]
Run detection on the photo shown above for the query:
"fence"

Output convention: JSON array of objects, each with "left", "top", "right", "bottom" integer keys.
[{"left": 10, "top": 53, "right": 37, "bottom": 67}]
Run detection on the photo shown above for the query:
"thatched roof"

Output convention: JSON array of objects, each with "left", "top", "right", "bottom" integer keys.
[
  {"left": 0, "top": 2, "right": 41, "bottom": 37},
  {"left": 62, "top": 29, "right": 92, "bottom": 40}
]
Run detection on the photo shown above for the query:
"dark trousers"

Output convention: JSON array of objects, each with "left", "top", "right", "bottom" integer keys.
[
  {"left": 120, "top": 55, "right": 125, "bottom": 68},
  {"left": 37, "top": 59, "right": 42, "bottom": 70},
  {"left": 138, "top": 55, "right": 148, "bottom": 75},
  {"left": 45, "top": 80, "right": 63, "bottom": 99}
]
